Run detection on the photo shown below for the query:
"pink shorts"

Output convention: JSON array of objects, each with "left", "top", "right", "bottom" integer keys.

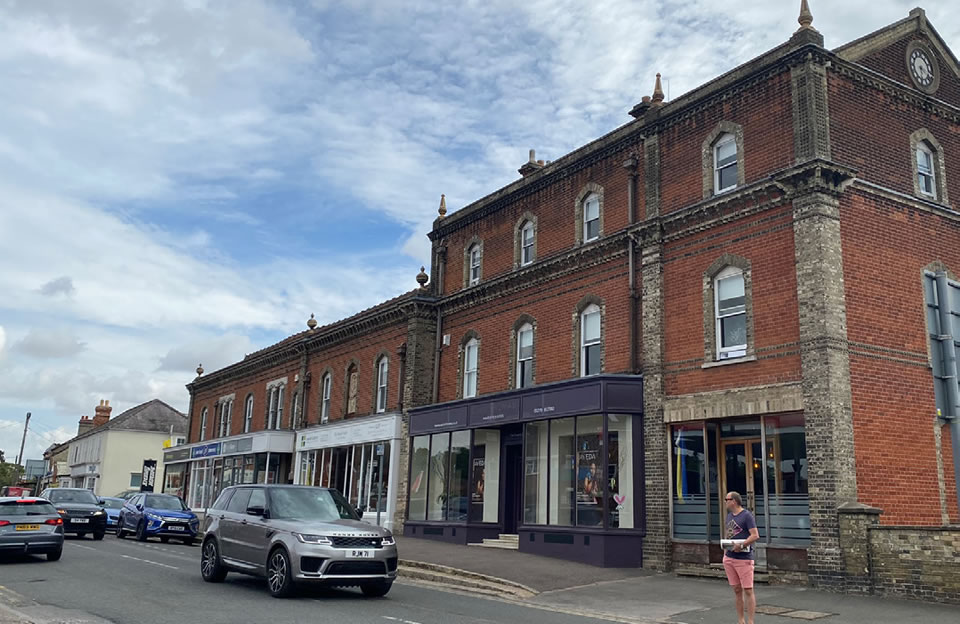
[{"left": 723, "top": 556, "right": 755, "bottom": 589}]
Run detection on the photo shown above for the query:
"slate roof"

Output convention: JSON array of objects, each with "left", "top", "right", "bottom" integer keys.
[{"left": 71, "top": 399, "right": 187, "bottom": 444}]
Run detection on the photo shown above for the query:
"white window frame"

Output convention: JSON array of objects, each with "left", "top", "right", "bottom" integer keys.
[
  {"left": 715, "top": 267, "right": 747, "bottom": 359},
  {"left": 275, "top": 385, "right": 285, "bottom": 430},
  {"left": 583, "top": 194, "right": 600, "bottom": 242},
  {"left": 580, "top": 304, "right": 601, "bottom": 377},
  {"left": 516, "top": 323, "right": 534, "bottom": 389},
  {"left": 321, "top": 374, "right": 332, "bottom": 423},
  {"left": 376, "top": 357, "right": 389, "bottom": 413},
  {"left": 199, "top": 408, "right": 208, "bottom": 442},
  {"left": 463, "top": 338, "right": 478, "bottom": 398},
  {"left": 244, "top": 395, "right": 253, "bottom": 433},
  {"left": 469, "top": 245, "right": 482, "bottom": 286},
  {"left": 521, "top": 222, "right": 535, "bottom": 266},
  {"left": 917, "top": 144, "right": 937, "bottom": 198},
  {"left": 713, "top": 133, "right": 738, "bottom": 194}
]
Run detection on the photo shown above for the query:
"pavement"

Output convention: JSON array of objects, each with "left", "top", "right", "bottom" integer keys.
[{"left": 1, "top": 534, "right": 958, "bottom": 624}]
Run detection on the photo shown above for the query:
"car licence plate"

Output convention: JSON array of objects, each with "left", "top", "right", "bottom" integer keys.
[
  {"left": 168, "top": 526, "right": 185, "bottom": 531},
  {"left": 347, "top": 550, "right": 374, "bottom": 559},
  {"left": 72, "top": 518, "right": 89, "bottom": 524},
  {"left": 15, "top": 524, "right": 41, "bottom": 531}
]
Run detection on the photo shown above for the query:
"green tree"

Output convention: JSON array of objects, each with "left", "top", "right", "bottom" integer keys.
[{"left": 0, "top": 460, "right": 24, "bottom": 488}]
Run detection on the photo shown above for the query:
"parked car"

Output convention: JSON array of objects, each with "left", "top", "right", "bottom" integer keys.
[
  {"left": 0, "top": 497, "right": 65, "bottom": 561},
  {"left": 40, "top": 488, "right": 107, "bottom": 540},
  {"left": 99, "top": 497, "right": 125, "bottom": 533},
  {"left": 117, "top": 493, "right": 199, "bottom": 544},
  {"left": 113, "top": 490, "right": 140, "bottom": 500},
  {"left": 200, "top": 485, "right": 398, "bottom": 598}
]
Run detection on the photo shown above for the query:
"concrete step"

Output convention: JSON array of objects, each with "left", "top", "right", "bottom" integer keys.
[
  {"left": 398, "top": 560, "right": 537, "bottom": 599},
  {"left": 498, "top": 533, "right": 519, "bottom": 542},
  {"left": 675, "top": 565, "right": 770, "bottom": 584},
  {"left": 469, "top": 538, "right": 520, "bottom": 550}
]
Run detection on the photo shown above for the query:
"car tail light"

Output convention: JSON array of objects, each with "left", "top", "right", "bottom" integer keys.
[
  {"left": 0, "top": 520, "right": 10, "bottom": 527},
  {"left": 45, "top": 518, "right": 64, "bottom": 526}
]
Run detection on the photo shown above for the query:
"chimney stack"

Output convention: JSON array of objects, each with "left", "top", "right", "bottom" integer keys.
[
  {"left": 92, "top": 399, "right": 112, "bottom": 428},
  {"left": 78, "top": 415, "right": 94, "bottom": 436},
  {"left": 519, "top": 149, "right": 545, "bottom": 177}
]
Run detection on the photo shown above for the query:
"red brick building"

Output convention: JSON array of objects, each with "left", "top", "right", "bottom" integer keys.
[{"left": 170, "top": 4, "right": 959, "bottom": 592}]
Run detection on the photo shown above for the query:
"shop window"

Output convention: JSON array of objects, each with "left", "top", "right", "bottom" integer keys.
[
  {"left": 376, "top": 357, "right": 389, "bottom": 413},
  {"left": 243, "top": 394, "right": 254, "bottom": 433},
  {"left": 199, "top": 408, "right": 208, "bottom": 441},
  {"left": 607, "top": 414, "right": 634, "bottom": 529},
  {"left": 366, "top": 442, "right": 390, "bottom": 514},
  {"left": 549, "top": 417, "right": 576, "bottom": 526},
  {"left": 320, "top": 373, "right": 332, "bottom": 423},
  {"left": 300, "top": 451, "right": 317, "bottom": 487},
  {"left": 471, "top": 430, "right": 501, "bottom": 523},
  {"left": 447, "top": 431, "right": 471, "bottom": 522},
  {"left": 671, "top": 423, "right": 709, "bottom": 540},
  {"left": 524, "top": 421, "right": 548, "bottom": 525},
  {"left": 427, "top": 432, "right": 450, "bottom": 521},
  {"left": 409, "top": 437, "right": 430, "bottom": 521}
]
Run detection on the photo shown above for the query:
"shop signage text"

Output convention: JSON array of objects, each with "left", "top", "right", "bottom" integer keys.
[{"left": 191, "top": 443, "right": 221, "bottom": 459}]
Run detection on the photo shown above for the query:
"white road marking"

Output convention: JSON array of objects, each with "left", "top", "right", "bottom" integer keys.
[
  {"left": 70, "top": 544, "right": 97, "bottom": 551},
  {"left": 381, "top": 618, "right": 422, "bottom": 624},
  {"left": 120, "top": 554, "right": 179, "bottom": 570}
]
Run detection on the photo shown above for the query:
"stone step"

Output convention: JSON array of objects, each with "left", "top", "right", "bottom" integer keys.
[
  {"left": 470, "top": 539, "right": 520, "bottom": 550},
  {"left": 498, "top": 534, "right": 519, "bottom": 542}
]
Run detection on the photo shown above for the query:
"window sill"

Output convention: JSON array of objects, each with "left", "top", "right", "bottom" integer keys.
[{"left": 701, "top": 355, "right": 757, "bottom": 369}]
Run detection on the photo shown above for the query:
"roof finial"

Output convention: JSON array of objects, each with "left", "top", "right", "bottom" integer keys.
[
  {"left": 416, "top": 266, "right": 429, "bottom": 288},
  {"left": 438, "top": 194, "right": 447, "bottom": 217},
  {"left": 196, "top": 363, "right": 204, "bottom": 376},
  {"left": 798, "top": 0, "right": 814, "bottom": 31},
  {"left": 652, "top": 73, "right": 665, "bottom": 104},
  {"left": 307, "top": 313, "right": 318, "bottom": 330}
]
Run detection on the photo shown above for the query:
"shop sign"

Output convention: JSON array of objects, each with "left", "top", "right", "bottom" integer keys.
[
  {"left": 164, "top": 448, "right": 191, "bottom": 463},
  {"left": 521, "top": 384, "right": 601, "bottom": 421},
  {"left": 298, "top": 416, "right": 401, "bottom": 450},
  {"left": 191, "top": 443, "right": 221, "bottom": 459},
  {"left": 221, "top": 437, "right": 253, "bottom": 456},
  {"left": 468, "top": 398, "right": 520, "bottom": 427},
  {"left": 409, "top": 406, "right": 467, "bottom": 435}
]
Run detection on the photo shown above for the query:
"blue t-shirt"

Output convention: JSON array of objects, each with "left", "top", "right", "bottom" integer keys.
[{"left": 724, "top": 509, "right": 757, "bottom": 561}]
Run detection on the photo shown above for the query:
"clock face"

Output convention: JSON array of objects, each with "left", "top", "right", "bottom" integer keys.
[{"left": 911, "top": 49, "right": 934, "bottom": 86}]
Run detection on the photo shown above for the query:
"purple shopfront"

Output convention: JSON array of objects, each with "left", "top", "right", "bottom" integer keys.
[{"left": 405, "top": 375, "right": 645, "bottom": 567}]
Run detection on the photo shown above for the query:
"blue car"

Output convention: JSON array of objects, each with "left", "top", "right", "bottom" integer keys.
[
  {"left": 116, "top": 493, "right": 199, "bottom": 545},
  {"left": 99, "top": 496, "right": 125, "bottom": 532}
]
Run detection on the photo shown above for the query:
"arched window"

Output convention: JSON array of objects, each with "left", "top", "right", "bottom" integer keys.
[
  {"left": 346, "top": 364, "right": 359, "bottom": 415},
  {"left": 516, "top": 323, "right": 534, "bottom": 388},
  {"left": 199, "top": 408, "right": 208, "bottom": 441},
  {"left": 468, "top": 244, "right": 482, "bottom": 286},
  {"left": 917, "top": 142, "right": 937, "bottom": 198},
  {"left": 713, "top": 133, "right": 738, "bottom": 194},
  {"left": 463, "top": 338, "right": 479, "bottom": 398},
  {"left": 267, "top": 384, "right": 285, "bottom": 430},
  {"left": 580, "top": 304, "right": 602, "bottom": 377},
  {"left": 582, "top": 194, "right": 601, "bottom": 242},
  {"left": 521, "top": 221, "right": 535, "bottom": 266},
  {"left": 910, "top": 130, "right": 948, "bottom": 204},
  {"left": 715, "top": 267, "right": 747, "bottom": 359},
  {"left": 244, "top": 395, "right": 254, "bottom": 433},
  {"left": 218, "top": 400, "right": 232, "bottom": 438},
  {"left": 320, "top": 373, "right": 332, "bottom": 423},
  {"left": 376, "top": 356, "right": 389, "bottom": 413}
]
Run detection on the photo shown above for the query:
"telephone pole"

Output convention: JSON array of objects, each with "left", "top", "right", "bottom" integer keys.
[{"left": 16, "top": 412, "right": 31, "bottom": 466}]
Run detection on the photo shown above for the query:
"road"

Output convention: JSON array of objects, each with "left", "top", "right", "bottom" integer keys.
[{"left": 0, "top": 535, "right": 620, "bottom": 624}]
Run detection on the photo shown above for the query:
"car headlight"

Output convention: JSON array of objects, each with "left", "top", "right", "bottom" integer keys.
[
  {"left": 294, "top": 533, "right": 332, "bottom": 545},
  {"left": 146, "top": 513, "right": 162, "bottom": 521},
  {"left": 57, "top": 509, "right": 68, "bottom": 516},
  {"left": 93, "top": 510, "right": 105, "bottom": 516},
  {"left": 381, "top": 535, "right": 396, "bottom": 546}
]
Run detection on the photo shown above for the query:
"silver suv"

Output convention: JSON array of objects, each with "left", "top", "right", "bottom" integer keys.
[{"left": 200, "top": 485, "right": 398, "bottom": 598}]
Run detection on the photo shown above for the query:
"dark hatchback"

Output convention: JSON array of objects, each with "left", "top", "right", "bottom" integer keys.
[{"left": 40, "top": 488, "right": 108, "bottom": 540}]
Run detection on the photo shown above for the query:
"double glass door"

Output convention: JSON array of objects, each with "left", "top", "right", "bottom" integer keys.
[{"left": 720, "top": 438, "right": 776, "bottom": 538}]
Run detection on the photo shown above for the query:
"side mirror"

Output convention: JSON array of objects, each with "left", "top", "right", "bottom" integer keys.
[
  {"left": 246, "top": 505, "right": 266, "bottom": 517},
  {"left": 136, "top": 504, "right": 143, "bottom": 511},
  {"left": 98, "top": 498, "right": 105, "bottom": 505},
  {"left": 355, "top": 506, "right": 365, "bottom": 518}
]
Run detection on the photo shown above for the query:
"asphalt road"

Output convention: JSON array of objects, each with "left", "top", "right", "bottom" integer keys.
[{"left": 0, "top": 535, "right": 620, "bottom": 624}]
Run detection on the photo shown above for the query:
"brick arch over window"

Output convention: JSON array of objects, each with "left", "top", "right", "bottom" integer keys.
[
  {"left": 571, "top": 295, "right": 605, "bottom": 377},
  {"left": 514, "top": 212, "right": 539, "bottom": 269},
  {"left": 372, "top": 351, "right": 391, "bottom": 413},
  {"left": 574, "top": 183, "right": 605, "bottom": 245},
  {"left": 463, "top": 236, "right": 484, "bottom": 288},
  {"left": 702, "top": 121, "right": 746, "bottom": 198},
  {"left": 456, "top": 330, "right": 481, "bottom": 399},
  {"left": 703, "top": 253, "right": 754, "bottom": 362},
  {"left": 316, "top": 367, "right": 334, "bottom": 423},
  {"left": 910, "top": 128, "right": 950, "bottom": 205},
  {"left": 509, "top": 314, "right": 538, "bottom": 389},
  {"left": 343, "top": 360, "right": 360, "bottom": 417}
]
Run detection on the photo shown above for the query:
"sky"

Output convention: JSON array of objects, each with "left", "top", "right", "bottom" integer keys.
[{"left": 0, "top": 0, "right": 957, "bottom": 462}]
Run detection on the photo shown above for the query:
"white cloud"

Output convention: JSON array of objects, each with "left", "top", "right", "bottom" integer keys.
[
  {"left": 14, "top": 328, "right": 87, "bottom": 359},
  {"left": 157, "top": 334, "right": 256, "bottom": 374},
  {"left": 39, "top": 276, "right": 75, "bottom": 297}
]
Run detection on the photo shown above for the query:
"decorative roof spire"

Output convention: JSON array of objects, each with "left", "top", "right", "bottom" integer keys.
[
  {"left": 438, "top": 194, "right": 447, "bottom": 217},
  {"left": 307, "top": 313, "right": 318, "bottom": 330},
  {"left": 652, "top": 73, "right": 665, "bottom": 104},
  {"left": 416, "top": 266, "right": 429, "bottom": 288},
  {"left": 798, "top": 0, "right": 814, "bottom": 31},
  {"left": 196, "top": 363, "right": 204, "bottom": 376}
]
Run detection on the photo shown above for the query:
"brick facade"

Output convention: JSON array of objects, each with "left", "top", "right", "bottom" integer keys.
[{"left": 182, "top": 7, "right": 960, "bottom": 597}]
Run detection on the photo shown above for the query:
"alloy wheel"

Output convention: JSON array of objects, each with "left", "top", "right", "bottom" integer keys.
[
  {"left": 201, "top": 542, "right": 217, "bottom": 578},
  {"left": 268, "top": 551, "right": 288, "bottom": 595}
]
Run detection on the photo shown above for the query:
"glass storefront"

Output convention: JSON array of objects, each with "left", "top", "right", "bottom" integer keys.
[
  {"left": 178, "top": 452, "right": 292, "bottom": 509},
  {"left": 297, "top": 441, "right": 393, "bottom": 514},
  {"left": 670, "top": 414, "right": 810, "bottom": 547},
  {"left": 471, "top": 429, "right": 500, "bottom": 523}
]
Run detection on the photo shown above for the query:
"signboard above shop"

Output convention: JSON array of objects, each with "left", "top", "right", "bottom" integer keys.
[{"left": 191, "top": 443, "right": 221, "bottom": 459}]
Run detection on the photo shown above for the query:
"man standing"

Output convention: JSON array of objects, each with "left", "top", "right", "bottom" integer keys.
[{"left": 724, "top": 491, "right": 760, "bottom": 624}]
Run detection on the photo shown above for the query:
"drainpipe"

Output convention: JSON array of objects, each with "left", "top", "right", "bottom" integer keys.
[
  {"left": 935, "top": 271, "right": 960, "bottom": 517},
  {"left": 623, "top": 156, "right": 639, "bottom": 373},
  {"left": 431, "top": 244, "right": 446, "bottom": 404}
]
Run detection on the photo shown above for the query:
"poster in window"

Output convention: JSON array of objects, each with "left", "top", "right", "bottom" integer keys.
[
  {"left": 576, "top": 434, "right": 603, "bottom": 524},
  {"left": 471, "top": 446, "right": 486, "bottom": 518}
]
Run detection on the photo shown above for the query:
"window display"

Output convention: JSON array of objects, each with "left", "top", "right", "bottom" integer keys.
[
  {"left": 472, "top": 429, "right": 500, "bottom": 523},
  {"left": 524, "top": 422, "right": 548, "bottom": 524},
  {"left": 427, "top": 433, "right": 449, "bottom": 521}
]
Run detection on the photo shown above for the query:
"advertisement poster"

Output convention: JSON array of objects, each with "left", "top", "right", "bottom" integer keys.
[
  {"left": 576, "top": 434, "right": 603, "bottom": 526},
  {"left": 470, "top": 446, "right": 486, "bottom": 518},
  {"left": 140, "top": 459, "right": 157, "bottom": 493}
]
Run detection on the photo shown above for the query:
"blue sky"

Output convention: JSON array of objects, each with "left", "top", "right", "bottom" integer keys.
[{"left": 0, "top": 0, "right": 956, "bottom": 460}]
